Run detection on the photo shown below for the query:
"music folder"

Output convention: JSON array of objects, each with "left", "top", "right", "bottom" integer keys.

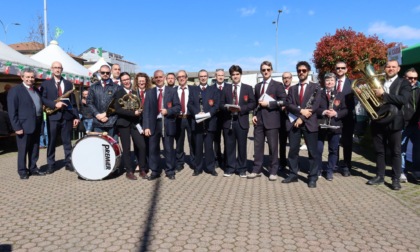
[{"left": 60, "top": 98, "right": 73, "bottom": 110}]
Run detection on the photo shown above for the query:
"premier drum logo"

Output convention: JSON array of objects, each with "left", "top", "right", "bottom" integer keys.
[{"left": 102, "top": 144, "right": 112, "bottom": 170}]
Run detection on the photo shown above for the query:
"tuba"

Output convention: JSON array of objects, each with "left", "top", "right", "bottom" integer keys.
[{"left": 351, "top": 60, "right": 397, "bottom": 124}]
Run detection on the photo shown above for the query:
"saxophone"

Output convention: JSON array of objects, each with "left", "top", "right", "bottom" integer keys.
[{"left": 44, "top": 88, "right": 75, "bottom": 115}]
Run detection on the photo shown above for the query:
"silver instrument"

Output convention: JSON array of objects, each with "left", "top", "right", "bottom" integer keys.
[{"left": 320, "top": 91, "right": 340, "bottom": 129}]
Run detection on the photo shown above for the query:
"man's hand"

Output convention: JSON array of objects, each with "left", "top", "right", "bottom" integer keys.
[
  {"left": 73, "top": 119, "right": 80, "bottom": 127},
  {"left": 294, "top": 117, "right": 303, "bottom": 128},
  {"left": 15, "top": 129, "right": 23, "bottom": 135},
  {"left": 300, "top": 109, "right": 312, "bottom": 118},
  {"left": 325, "top": 109, "right": 337, "bottom": 118},
  {"left": 259, "top": 100, "right": 269, "bottom": 107},
  {"left": 145, "top": 129, "right": 151, "bottom": 137},
  {"left": 96, "top": 112, "right": 106, "bottom": 121},
  {"left": 161, "top": 108, "right": 168, "bottom": 116},
  {"left": 55, "top": 101, "right": 67, "bottom": 109},
  {"left": 373, "top": 88, "right": 384, "bottom": 97},
  {"left": 252, "top": 116, "right": 258, "bottom": 125},
  {"left": 100, "top": 117, "right": 109, "bottom": 123}
]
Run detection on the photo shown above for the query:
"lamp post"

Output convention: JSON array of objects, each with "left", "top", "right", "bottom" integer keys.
[
  {"left": 272, "top": 10, "right": 282, "bottom": 72},
  {"left": 0, "top": 20, "right": 20, "bottom": 44}
]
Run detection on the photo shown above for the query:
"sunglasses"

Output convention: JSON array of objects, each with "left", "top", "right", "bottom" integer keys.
[
  {"left": 407, "top": 77, "right": 418, "bottom": 81},
  {"left": 336, "top": 67, "right": 346, "bottom": 70},
  {"left": 261, "top": 69, "right": 271, "bottom": 72},
  {"left": 297, "top": 69, "right": 307, "bottom": 73},
  {"left": 100, "top": 71, "right": 110, "bottom": 75}
]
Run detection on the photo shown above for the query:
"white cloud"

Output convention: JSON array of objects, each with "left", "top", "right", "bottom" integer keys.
[
  {"left": 253, "top": 41, "right": 260, "bottom": 47},
  {"left": 239, "top": 7, "right": 256, "bottom": 17},
  {"left": 280, "top": 49, "right": 301, "bottom": 56},
  {"left": 368, "top": 22, "right": 420, "bottom": 40},
  {"left": 308, "top": 10, "right": 315, "bottom": 16}
]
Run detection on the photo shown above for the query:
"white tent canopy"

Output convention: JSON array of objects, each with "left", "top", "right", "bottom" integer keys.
[
  {"left": 88, "top": 57, "right": 110, "bottom": 73},
  {"left": 31, "top": 40, "right": 91, "bottom": 78},
  {"left": 0, "top": 40, "right": 50, "bottom": 75}
]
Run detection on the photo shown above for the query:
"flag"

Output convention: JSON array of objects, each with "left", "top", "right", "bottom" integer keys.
[
  {"left": 55, "top": 27, "right": 64, "bottom": 39},
  {"left": 97, "top": 47, "right": 103, "bottom": 57}
]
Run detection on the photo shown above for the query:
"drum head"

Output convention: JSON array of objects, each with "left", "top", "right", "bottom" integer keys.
[{"left": 71, "top": 136, "right": 119, "bottom": 180}]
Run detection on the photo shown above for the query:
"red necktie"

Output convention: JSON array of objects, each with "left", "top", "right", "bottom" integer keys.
[
  {"left": 219, "top": 85, "right": 223, "bottom": 91},
  {"left": 114, "top": 80, "right": 119, "bottom": 85},
  {"left": 337, "top": 80, "right": 342, "bottom": 93},
  {"left": 102, "top": 80, "right": 107, "bottom": 88},
  {"left": 261, "top": 81, "right": 266, "bottom": 95},
  {"left": 140, "top": 90, "right": 145, "bottom": 106},
  {"left": 233, "top": 84, "right": 238, "bottom": 105},
  {"left": 181, "top": 87, "right": 186, "bottom": 114},
  {"left": 201, "top": 86, "right": 206, "bottom": 91},
  {"left": 299, "top": 83, "right": 305, "bottom": 105},
  {"left": 327, "top": 91, "right": 331, "bottom": 101},
  {"left": 157, "top": 88, "right": 163, "bottom": 113},
  {"left": 57, "top": 82, "right": 62, "bottom": 97}
]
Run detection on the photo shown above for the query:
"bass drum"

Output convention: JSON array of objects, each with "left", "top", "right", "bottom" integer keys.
[{"left": 71, "top": 135, "right": 121, "bottom": 180}]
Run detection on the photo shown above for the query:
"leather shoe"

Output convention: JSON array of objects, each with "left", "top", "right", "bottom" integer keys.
[
  {"left": 192, "top": 171, "right": 202, "bottom": 176},
  {"left": 148, "top": 174, "right": 161, "bottom": 181},
  {"left": 30, "top": 170, "right": 46, "bottom": 176},
  {"left": 176, "top": 166, "right": 184, "bottom": 173},
  {"left": 19, "top": 174, "right": 29, "bottom": 180},
  {"left": 45, "top": 166, "right": 54, "bottom": 174},
  {"left": 341, "top": 168, "right": 350, "bottom": 177},
  {"left": 65, "top": 165, "right": 75, "bottom": 172},
  {"left": 391, "top": 179, "right": 401, "bottom": 190},
  {"left": 308, "top": 181, "right": 317, "bottom": 188},
  {"left": 367, "top": 176, "right": 384, "bottom": 185},
  {"left": 282, "top": 176, "right": 298, "bottom": 183},
  {"left": 167, "top": 174, "right": 175, "bottom": 180},
  {"left": 139, "top": 170, "right": 149, "bottom": 179},
  {"left": 209, "top": 171, "right": 218, "bottom": 176},
  {"left": 126, "top": 172, "right": 137, "bottom": 180}
]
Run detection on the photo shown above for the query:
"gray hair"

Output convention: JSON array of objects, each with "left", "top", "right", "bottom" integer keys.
[
  {"left": 324, "top": 72, "right": 336, "bottom": 80},
  {"left": 21, "top": 68, "right": 36, "bottom": 77}
]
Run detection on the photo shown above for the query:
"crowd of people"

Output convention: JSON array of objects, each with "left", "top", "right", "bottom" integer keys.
[{"left": 5, "top": 59, "right": 420, "bottom": 190}]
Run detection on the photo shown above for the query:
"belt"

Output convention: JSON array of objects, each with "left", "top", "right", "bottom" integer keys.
[{"left": 177, "top": 115, "right": 190, "bottom": 119}]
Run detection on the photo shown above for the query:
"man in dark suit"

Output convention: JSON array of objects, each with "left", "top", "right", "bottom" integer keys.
[
  {"left": 367, "top": 60, "right": 411, "bottom": 190},
  {"left": 279, "top": 72, "right": 293, "bottom": 171},
  {"left": 174, "top": 70, "right": 195, "bottom": 172},
  {"left": 188, "top": 69, "right": 220, "bottom": 176},
  {"left": 219, "top": 65, "right": 256, "bottom": 177},
  {"left": 335, "top": 61, "right": 355, "bottom": 176},
  {"left": 213, "top": 68, "right": 228, "bottom": 170},
  {"left": 248, "top": 61, "right": 286, "bottom": 181},
  {"left": 166, "top": 72, "right": 176, "bottom": 88},
  {"left": 8, "top": 68, "right": 46, "bottom": 179},
  {"left": 143, "top": 70, "right": 181, "bottom": 180},
  {"left": 41, "top": 61, "right": 80, "bottom": 174},
  {"left": 282, "top": 61, "right": 321, "bottom": 188}
]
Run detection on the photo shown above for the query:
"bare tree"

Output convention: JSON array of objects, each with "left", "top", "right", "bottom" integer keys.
[{"left": 26, "top": 14, "right": 53, "bottom": 44}]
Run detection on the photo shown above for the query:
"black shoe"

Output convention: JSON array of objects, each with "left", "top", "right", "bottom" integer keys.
[
  {"left": 282, "top": 176, "right": 298, "bottom": 183},
  {"left": 341, "top": 168, "right": 350, "bottom": 177},
  {"left": 65, "top": 165, "right": 75, "bottom": 172},
  {"left": 367, "top": 176, "right": 384, "bottom": 185},
  {"left": 167, "top": 174, "right": 175, "bottom": 180},
  {"left": 30, "top": 170, "right": 46, "bottom": 176},
  {"left": 46, "top": 166, "right": 54, "bottom": 174},
  {"left": 391, "top": 179, "right": 401, "bottom": 190},
  {"left": 19, "top": 174, "right": 29, "bottom": 180},
  {"left": 148, "top": 174, "right": 161, "bottom": 181},
  {"left": 192, "top": 171, "right": 202, "bottom": 176},
  {"left": 176, "top": 166, "right": 184, "bottom": 173},
  {"left": 308, "top": 181, "right": 317, "bottom": 188},
  {"left": 209, "top": 171, "right": 218, "bottom": 176}
]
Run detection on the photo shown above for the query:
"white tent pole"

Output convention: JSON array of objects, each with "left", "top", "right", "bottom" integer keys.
[{"left": 43, "top": 0, "right": 48, "bottom": 47}]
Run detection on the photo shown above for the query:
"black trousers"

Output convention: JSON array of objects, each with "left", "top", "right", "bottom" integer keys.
[
  {"left": 148, "top": 119, "right": 175, "bottom": 176},
  {"left": 223, "top": 119, "right": 249, "bottom": 174},
  {"left": 175, "top": 117, "right": 194, "bottom": 169},
  {"left": 371, "top": 127, "right": 401, "bottom": 179},
  {"left": 194, "top": 130, "right": 215, "bottom": 173},
  {"left": 16, "top": 117, "right": 42, "bottom": 175},
  {"left": 340, "top": 118, "right": 355, "bottom": 167},
  {"left": 118, "top": 124, "right": 146, "bottom": 173},
  {"left": 252, "top": 124, "right": 279, "bottom": 175},
  {"left": 47, "top": 118, "right": 73, "bottom": 167}
]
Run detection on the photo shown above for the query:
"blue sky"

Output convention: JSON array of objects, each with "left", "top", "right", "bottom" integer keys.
[{"left": 1, "top": 0, "right": 419, "bottom": 75}]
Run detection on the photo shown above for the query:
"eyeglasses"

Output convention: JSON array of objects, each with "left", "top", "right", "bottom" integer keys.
[
  {"left": 336, "top": 67, "right": 346, "bottom": 70},
  {"left": 297, "top": 69, "right": 307, "bottom": 73},
  {"left": 52, "top": 67, "right": 62, "bottom": 69},
  {"left": 282, "top": 76, "right": 292, "bottom": 79},
  {"left": 177, "top": 75, "right": 187, "bottom": 79},
  {"left": 407, "top": 77, "right": 418, "bottom": 81},
  {"left": 121, "top": 78, "right": 131, "bottom": 82},
  {"left": 199, "top": 75, "right": 208, "bottom": 78},
  {"left": 261, "top": 69, "right": 271, "bottom": 72},
  {"left": 100, "top": 71, "right": 110, "bottom": 75}
]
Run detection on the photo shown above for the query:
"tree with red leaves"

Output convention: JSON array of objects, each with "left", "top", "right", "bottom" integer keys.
[{"left": 312, "top": 27, "right": 398, "bottom": 81}]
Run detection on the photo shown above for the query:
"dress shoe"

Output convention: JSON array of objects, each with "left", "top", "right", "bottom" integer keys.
[
  {"left": 30, "top": 170, "right": 46, "bottom": 176},
  {"left": 19, "top": 174, "right": 29, "bottom": 180},
  {"left": 139, "top": 170, "right": 149, "bottom": 179},
  {"left": 65, "top": 165, "right": 75, "bottom": 172},
  {"left": 247, "top": 173, "right": 261, "bottom": 179},
  {"left": 45, "top": 166, "right": 54, "bottom": 174},
  {"left": 367, "top": 176, "right": 384, "bottom": 185},
  {"left": 126, "top": 172, "right": 137, "bottom": 180},
  {"left": 239, "top": 172, "right": 247, "bottom": 178},
  {"left": 167, "top": 174, "right": 175, "bottom": 180},
  {"left": 209, "top": 171, "right": 218, "bottom": 176},
  {"left": 282, "top": 176, "right": 298, "bottom": 183},
  {"left": 176, "top": 166, "right": 184, "bottom": 173},
  {"left": 308, "top": 181, "right": 317, "bottom": 188},
  {"left": 148, "top": 174, "right": 161, "bottom": 181},
  {"left": 269, "top": 174, "right": 278, "bottom": 181},
  {"left": 223, "top": 173, "right": 233, "bottom": 177},
  {"left": 391, "top": 179, "right": 401, "bottom": 190},
  {"left": 341, "top": 168, "right": 350, "bottom": 177},
  {"left": 192, "top": 171, "right": 202, "bottom": 176}
]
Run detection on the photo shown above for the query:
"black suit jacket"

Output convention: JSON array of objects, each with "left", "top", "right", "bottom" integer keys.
[
  {"left": 41, "top": 78, "right": 79, "bottom": 121},
  {"left": 337, "top": 77, "right": 355, "bottom": 123},
  {"left": 220, "top": 83, "right": 256, "bottom": 129},
  {"left": 143, "top": 86, "right": 181, "bottom": 136},
  {"left": 316, "top": 89, "right": 348, "bottom": 134},
  {"left": 371, "top": 77, "right": 411, "bottom": 131},
  {"left": 188, "top": 85, "right": 220, "bottom": 132},
  {"left": 7, "top": 84, "right": 42, "bottom": 134},
  {"left": 253, "top": 79, "right": 287, "bottom": 129},
  {"left": 286, "top": 82, "right": 321, "bottom": 132}
]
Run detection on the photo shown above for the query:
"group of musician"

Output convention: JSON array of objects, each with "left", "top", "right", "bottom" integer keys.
[{"left": 7, "top": 58, "right": 419, "bottom": 190}]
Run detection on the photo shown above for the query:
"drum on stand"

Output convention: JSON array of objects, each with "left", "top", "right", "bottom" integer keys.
[{"left": 71, "top": 134, "right": 121, "bottom": 180}]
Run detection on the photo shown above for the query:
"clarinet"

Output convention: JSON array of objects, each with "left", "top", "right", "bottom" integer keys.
[
  {"left": 199, "top": 91, "right": 206, "bottom": 135},
  {"left": 230, "top": 88, "right": 238, "bottom": 130},
  {"left": 305, "top": 85, "right": 319, "bottom": 109},
  {"left": 320, "top": 89, "right": 340, "bottom": 129}
]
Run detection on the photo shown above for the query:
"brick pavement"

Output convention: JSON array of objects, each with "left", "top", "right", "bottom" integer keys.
[{"left": 0, "top": 129, "right": 419, "bottom": 252}]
